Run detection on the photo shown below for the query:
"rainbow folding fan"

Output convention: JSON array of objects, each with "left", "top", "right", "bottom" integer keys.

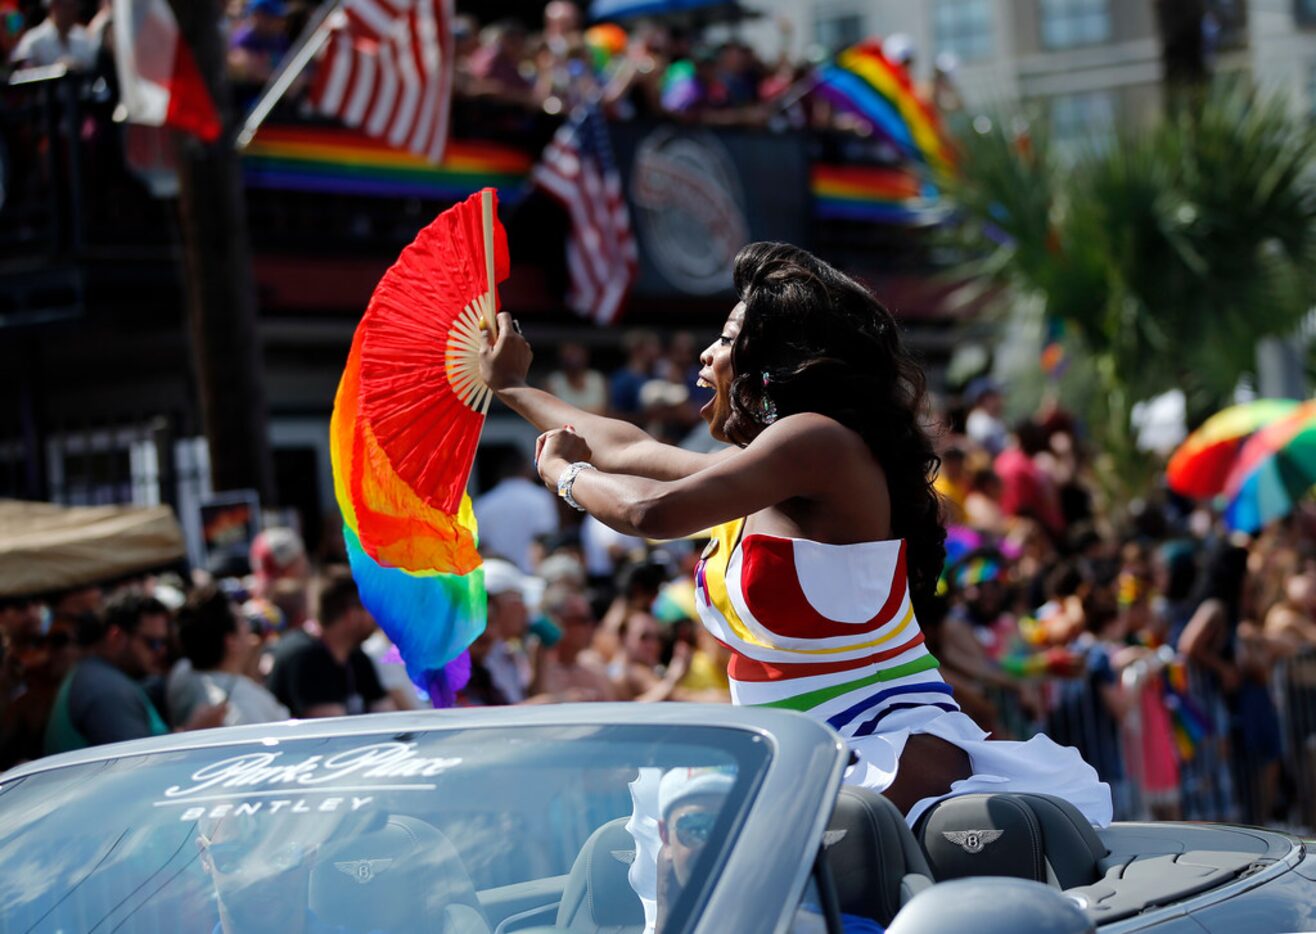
[{"left": 330, "top": 188, "right": 509, "bottom": 706}]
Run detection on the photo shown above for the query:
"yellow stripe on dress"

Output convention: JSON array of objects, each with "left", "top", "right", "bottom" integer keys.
[
  {"left": 703, "top": 519, "right": 776, "bottom": 650},
  {"left": 768, "top": 603, "right": 915, "bottom": 657}
]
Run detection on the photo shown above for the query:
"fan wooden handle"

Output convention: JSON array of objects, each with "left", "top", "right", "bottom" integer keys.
[{"left": 482, "top": 189, "right": 497, "bottom": 338}]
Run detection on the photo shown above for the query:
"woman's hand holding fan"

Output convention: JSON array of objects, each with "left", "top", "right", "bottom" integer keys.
[{"left": 479, "top": 310, "right": 534, "bottom": 392}]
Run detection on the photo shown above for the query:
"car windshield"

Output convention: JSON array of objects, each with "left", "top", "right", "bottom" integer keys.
[{"left": 0, "top": 723, "right": 771, "bottom": 934}]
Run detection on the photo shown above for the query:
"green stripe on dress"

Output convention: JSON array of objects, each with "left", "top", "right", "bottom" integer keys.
[{"left": 757, "top": 653, "right": 941, "bottom": 712}]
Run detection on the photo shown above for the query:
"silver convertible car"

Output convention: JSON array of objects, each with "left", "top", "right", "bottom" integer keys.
[{"left": 1, "top": 704, "right": 1313, "bottom": 933}]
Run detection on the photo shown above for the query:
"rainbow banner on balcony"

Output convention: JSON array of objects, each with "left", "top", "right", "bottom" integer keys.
[
  {"left": 810, "top": 164, "right": 947, "bottom": 224},
  {"left": 242, "top": 124, "right": 534, "bottom": 202}
]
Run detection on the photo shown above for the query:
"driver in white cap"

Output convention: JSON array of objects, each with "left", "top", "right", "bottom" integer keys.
[{"left": 655, "top": 766, "right": 736, "bottom": 925}]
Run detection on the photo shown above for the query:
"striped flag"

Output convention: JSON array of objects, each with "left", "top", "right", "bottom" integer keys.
[
  {"left": 112, "top": 0, "right": 220, "bottom": 142},
  {"left": 532, "top": 109, "right": 638, "bottom": 326},
  {"left": 310, "top": 0, "right": 454, "bottom": 164}
]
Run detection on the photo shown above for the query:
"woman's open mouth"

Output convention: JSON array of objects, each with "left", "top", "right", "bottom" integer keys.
[{"left": 696, "top": 373, "right": 716, "bottom": 418}]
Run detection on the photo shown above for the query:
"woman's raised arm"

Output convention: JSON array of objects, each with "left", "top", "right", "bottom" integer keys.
[
  {"left": 535, "top": 413, "right": 864, "bottom": 540},
  {"left": 480, "top": 312, "right": 726, "bottom": 480}
]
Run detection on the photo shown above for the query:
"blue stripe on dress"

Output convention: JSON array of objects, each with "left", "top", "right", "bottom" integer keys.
[
  {"left": 852, "top": 701, "right": 961, "bottom": 737},
  {"left": 825, "top": 680, "right": 957, "bottom": 731}
]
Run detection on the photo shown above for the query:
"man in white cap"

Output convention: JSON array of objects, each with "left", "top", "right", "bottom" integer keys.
[
  {"left": 656, "top": 765, "right": 736, "bottom": 920},
  {"left": 482, "top": 558, "right": 538, "bottom": 703}
]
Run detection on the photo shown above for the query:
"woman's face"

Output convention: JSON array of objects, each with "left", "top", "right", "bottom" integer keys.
[{"left": 697, "top": 303, "right": 745, "bottom": 442}]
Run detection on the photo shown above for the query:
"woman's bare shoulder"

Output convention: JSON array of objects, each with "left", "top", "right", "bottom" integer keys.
[{"left": 754, "top": 412, "right": 867, "bottom": 455}]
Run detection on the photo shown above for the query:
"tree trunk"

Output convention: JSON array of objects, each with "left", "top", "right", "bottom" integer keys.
[
  {"left": 1155, "top": 0, "right": 1208, "bottom": 99},
  {"left": 170, "top": 0, "right": 274, "bottom": 502}
]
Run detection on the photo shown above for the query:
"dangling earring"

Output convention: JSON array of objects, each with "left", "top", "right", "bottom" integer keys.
[{"left": 760, "top": 371, "right": 778, "bottom": 425}]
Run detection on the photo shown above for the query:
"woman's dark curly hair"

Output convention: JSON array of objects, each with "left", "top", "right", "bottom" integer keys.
[{"left": 726, "top": 242, "right": 945, "bottom": 608}]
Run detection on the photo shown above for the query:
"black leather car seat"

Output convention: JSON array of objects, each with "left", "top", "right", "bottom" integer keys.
[
  {"left": 556, "top": 817, "right": 646, "bottom": 933},
  {"left": 823, "top": 787, "right": 936, "bottom": 927},
  {"left": 309, "top": 814, "right": 491, "bottom": 934},
  {"left": 914, "top": 793, "right": 1108, "bottom": 889}
]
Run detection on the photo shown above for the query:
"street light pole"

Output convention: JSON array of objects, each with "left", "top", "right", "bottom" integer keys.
[{"left": 169, "top": 0, "right": 274, "bottom": 503}]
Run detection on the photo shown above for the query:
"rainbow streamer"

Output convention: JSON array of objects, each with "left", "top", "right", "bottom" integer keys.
[
  {"left": 1163, "top": 661, "right": 1210, "bottom": 762},
  {"left": 1164, "top": 690, "right": 1209, "bottom": 762},
  {"left": 660, "top": 59, "right": 702, "bottom": 112},
  {"left": 999, "top": 645, "right": 1082, "bottom": 679},
  {"left": 813, "top": 41, "right": 955, "bottom": 178},
  {"left": 331, "top": 325, "right": 485, "bottom": 706},
  {"left": 244, "top": 124, "right": 534, "bottom": 202}
]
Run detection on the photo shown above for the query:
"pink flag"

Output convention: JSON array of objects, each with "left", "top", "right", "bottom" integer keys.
[{"left": 113, "top": 0, "right": 221, "bottom": 142}]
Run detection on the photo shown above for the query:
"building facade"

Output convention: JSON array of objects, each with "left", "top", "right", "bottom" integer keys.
[{"left": 742, "top": 1, "right": 1316, "bottom": 143}]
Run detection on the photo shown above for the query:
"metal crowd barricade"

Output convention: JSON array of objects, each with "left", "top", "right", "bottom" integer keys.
[
  {"left": 1273, "top": 648, "right": 1316, "bottom": 831},
  {"left": 978, "top": 646, "right": 1316, "bottom": 830}
]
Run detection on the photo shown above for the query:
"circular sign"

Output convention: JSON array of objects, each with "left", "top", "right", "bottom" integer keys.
[{"left": 629, "top": 129, "right": 749, "bottom": 296}]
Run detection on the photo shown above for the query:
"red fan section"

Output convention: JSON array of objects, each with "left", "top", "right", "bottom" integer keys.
[{"left": 358, "top": 189, "right": 511, "bottom": 514}]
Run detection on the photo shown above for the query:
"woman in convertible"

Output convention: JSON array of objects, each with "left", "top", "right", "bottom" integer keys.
[{"left": 480, "top": 241, "right": 1111, "bottom": 827}]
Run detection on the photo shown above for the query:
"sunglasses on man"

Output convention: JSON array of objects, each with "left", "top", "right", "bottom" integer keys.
[{"left": 673, "top": 810, "right": 717, "bottom": 848}]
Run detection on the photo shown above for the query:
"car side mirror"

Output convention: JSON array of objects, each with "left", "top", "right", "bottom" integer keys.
[{"left": 887, "top": 877, "right": 1094, "bottom": 934}]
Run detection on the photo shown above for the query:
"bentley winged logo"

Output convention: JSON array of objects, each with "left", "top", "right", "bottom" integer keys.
[
  {"left": 611, "top": 849, "right": 636, "bottom": 865},
  {"left": 335, "top": 858, "right": 394, "bottom": 884},
  {"left": 822, "top": 830, "right": 848, "bottom": 849},
  {"left": 941, "top": 829, "right": 1004, "bottom": 854}
]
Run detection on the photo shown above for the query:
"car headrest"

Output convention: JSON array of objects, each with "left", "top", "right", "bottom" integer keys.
[
  {"left": 309, "top": 815, "right": 489, "bottom": 933},
  {"left": 825, "top": 787, "right": 934, "bottom": 926},
  {"left": 557, "top": 817, "right": 646, "bottom": 931},
  {"left": 915, "top": 793, "right": 1108, "bottom": 890}
]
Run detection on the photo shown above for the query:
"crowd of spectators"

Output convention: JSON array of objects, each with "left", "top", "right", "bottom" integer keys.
[
  {"left": 0, "top": 527, "right": 410, "bottom": 770},
  {"left": 928, "top": 380, "right": 1316, "bottom": 828},
  {"left": 3, "top": 0, "right": 964, "bottom": 135},
  {"left": 4, "top": 345, "right": 1316, "bottom": 831}
]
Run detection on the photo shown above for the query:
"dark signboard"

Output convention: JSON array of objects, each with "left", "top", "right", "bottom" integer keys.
[{"left": 609, "top": 122, "right": 810, "bottom": 301}]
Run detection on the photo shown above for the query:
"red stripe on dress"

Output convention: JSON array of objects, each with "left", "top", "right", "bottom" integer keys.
[
  {"left": 728, "top": 632, "right": 926, "bottom": 683},
  {"left": 738, "top": 535, "right": 908, "bottom": 639}
]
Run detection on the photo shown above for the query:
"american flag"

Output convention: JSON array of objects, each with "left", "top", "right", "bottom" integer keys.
[
  {"left": 310, "top": 0, "right": 454, "bottom": 164},
  {"left": 532, "top": 108, "right": 638, "bottom": 326}
]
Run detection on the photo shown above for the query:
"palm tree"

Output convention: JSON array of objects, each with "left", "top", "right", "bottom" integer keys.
[{"left": 950, "top": 81, "right": 1316, "bottom": 502}]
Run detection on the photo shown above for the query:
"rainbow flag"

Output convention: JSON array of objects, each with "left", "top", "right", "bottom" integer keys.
[
  {"left": 813, "top": 41, "right": 954, "bottom": 177},
  {"left": 243, "top": 124, "right": 534, "bottom": 202},
  {"left": 811, "top": 163, "right": 947, "bottom": 224},
  {"left": 1163, "top": 662, "right": 1211, "bottom": 762}
]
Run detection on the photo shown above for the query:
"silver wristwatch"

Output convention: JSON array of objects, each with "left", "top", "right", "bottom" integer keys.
[{"left": 556, "top": 461, "right": 596, "bottom": 511}]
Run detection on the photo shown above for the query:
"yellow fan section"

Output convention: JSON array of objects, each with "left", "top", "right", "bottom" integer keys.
[{"left": 445, "top": 292, "right": 496, "bottom": 414}]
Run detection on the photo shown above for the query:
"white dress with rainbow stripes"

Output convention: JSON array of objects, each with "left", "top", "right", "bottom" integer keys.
[{"left": 693, "top": 519, "right": 1113, "bottom": 827}]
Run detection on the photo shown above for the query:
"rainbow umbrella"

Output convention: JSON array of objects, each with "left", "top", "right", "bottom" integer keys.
[
  {"left": 1222, "top": 399, "right": 1316, "bottom": 532},
  {"left": 1166, "top": 399, "right": 1301, "bottom": 498}
]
